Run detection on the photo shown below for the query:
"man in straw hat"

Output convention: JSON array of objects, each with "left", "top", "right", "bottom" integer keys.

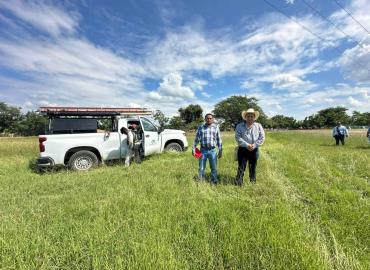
[
  {"left": 192, "top": 113, "right": 223, "bottom": 184},
  {"left": 234, "top": 108, "right": 265, "bottom": 185}
]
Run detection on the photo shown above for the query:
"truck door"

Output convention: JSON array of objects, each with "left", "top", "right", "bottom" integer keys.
[
  {"left": 101, "top": 131, "right": 121, "bottom": 160},
  {"left": 101, "top": 119, "right": 121, "bottom": 160},
  {"left": 139, "top": 117, "right": 161, "bottom": 156}
]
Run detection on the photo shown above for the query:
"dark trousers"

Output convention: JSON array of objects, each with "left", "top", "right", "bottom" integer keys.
[
  {"left": 334, "top": 135, "right": 345, "bottom": 145},
  {"left": 133, "top": 142, "right": 142, "bottom": 163},
  {"left": 235, "top": 147, "right": 259, "bottom": 185}
]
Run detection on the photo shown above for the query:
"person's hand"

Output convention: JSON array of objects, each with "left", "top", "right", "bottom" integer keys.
[
  {"left": 192, "top": 148, "right": 195, "bottom": 156},
  {"left": 247, "top": 144, "right": 254, "bottom": 151},
  {"left": 217, "top": 150, "right": 222, "bottom": 159}
]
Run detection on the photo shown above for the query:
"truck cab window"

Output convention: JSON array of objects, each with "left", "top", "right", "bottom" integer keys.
[
  {"left": 141, "top": 118, "right": 157, "bottom": 132},
  {"left": 97, "top": 118, "right": 116, "bottom": 132}
]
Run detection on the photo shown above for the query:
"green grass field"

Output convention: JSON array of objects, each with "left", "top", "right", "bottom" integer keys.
[{"left": 0, "top": 131, "right": 369, "bottom": 269}]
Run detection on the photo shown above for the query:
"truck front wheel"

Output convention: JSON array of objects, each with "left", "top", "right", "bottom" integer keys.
[
  {"left": 164, "top": 142, "right": 183, "bottom": 152},
  {"left": 68, "top": 150, "right": 99, "bottom": 171}
]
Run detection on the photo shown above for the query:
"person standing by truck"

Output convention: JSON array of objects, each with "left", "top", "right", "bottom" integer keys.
[
  {"left": 129, "top": 123, "right": 143, "bottom": 163},
  {"left": 120, "top": 127, "right": 134, "bottom": 167},
  {"left": 367, "top": 124, "right": 370, "bottom": 144},
  {"left": 192, "top": 113, "right": 222, "bottom": 184}
]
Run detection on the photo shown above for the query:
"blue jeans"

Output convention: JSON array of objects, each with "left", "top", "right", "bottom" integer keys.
[{"left": 199, "top": 148, "right": 218, "bottom": 183}]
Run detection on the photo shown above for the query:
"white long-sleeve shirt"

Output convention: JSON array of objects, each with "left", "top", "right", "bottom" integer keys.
[{"left": 235, "top": 122, "right": 265, "bottom": 149}]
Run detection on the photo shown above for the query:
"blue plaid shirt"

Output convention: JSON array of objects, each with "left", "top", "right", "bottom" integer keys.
[{"left": 193, "top": 123, "right": 222, "bottom": 150}]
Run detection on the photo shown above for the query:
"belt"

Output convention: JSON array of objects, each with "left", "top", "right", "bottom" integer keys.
[{"left": 201, "top": 146, "right": 215, "bottom": 150}]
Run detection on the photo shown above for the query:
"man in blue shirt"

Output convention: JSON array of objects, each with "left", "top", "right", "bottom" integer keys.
[
  {"left": 235, "top": 108, "right": 265, "bottom": 185},
  {"left": 367, "top": 124, "right": 370, "bottom": 144},
  {"left": 332, "top": 122, "right": 349, "bottom": 145},
  {"left": 192, "top": 113, "right": 222, "bottom": 184}
]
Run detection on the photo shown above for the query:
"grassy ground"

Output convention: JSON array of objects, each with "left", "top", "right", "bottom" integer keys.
[{"left": 0, "top": 131, "right": 369, "bottom": 269}]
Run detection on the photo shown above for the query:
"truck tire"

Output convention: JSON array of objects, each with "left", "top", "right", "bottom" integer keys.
[
  {"left": 164, "top": 142, "right": 182, "bottom": 152},
  {"left": 68, "top": 150, "right": 99, "bottom": 171}
]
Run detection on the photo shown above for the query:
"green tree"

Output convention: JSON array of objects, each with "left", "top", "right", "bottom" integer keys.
[
  {"left": 168, "top": 116, "right": 185, "bottom": 130},
  {"left": 351, "top": 111, "right": 370, "bottom": 126},
  {"left": 302, "top": 107, "right": 350, "bottom": 128},
  {"left": 302, "top": 114, "right": 325, "bottom": 128},
  {"left": 317, "top": 107, "right": 350, "bottom": 127},
  {"left": 15, "top": 111, "right": 48, "bottom": 136},
  {"left": 178, "top": 104, "right": 203, "bottom": 124},
  {"left": 0, "top": 102, "right": 22, "bottom": 134},
  {"left": 153, "top": 110, "right": 169, "bottom": 128},
  {"left": 213, "top": 95, "right": 266, "bottom": 129},
  {"left": 271, "top": 115, "right": 297, "bottom": 129},
  {"left": 185, "top": 118, "right": 204, "bottom": 131}
]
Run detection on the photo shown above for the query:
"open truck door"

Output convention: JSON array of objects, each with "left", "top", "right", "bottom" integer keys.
[{"left": 139, "top": 117, "right": 161, "bottom": 156}]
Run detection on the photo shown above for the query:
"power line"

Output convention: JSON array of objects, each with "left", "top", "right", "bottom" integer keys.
[
  {"left": 301, "top": 0, "right": 365, "bottom": 48},
  {"left": 332, "top": 0, "right": 370, "bottom": 34},
  {"left": 263, "top": 0, "right": 324, "bottom": 41},
  {"left": 262, "top": 0, "right": 370, "bottom": 73}
]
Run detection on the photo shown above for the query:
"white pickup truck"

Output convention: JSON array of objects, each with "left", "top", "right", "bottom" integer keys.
[{"left": 37, "top": 116, "right": 188, "bottom": 171}]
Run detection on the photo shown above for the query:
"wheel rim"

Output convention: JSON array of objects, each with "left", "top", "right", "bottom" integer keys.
[
  {"left": 74, "top": 156, "right": 93, "bottom": 170},
  {"left": 168, "top": 145, "right": 181, "bottom": 152}
]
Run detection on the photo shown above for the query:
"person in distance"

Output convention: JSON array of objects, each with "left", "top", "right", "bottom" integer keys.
[{"left": 332, "top": 121, "right": 349, "bottom": 146}]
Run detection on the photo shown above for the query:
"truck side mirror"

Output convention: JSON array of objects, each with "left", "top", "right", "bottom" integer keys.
[{"left": 158, "top": 126, "right": 164, "bottom": 133}]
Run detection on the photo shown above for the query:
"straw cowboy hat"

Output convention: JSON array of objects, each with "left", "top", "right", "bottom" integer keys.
[{"left": 242, "top": 108, "right": 260, "bottom": 121}]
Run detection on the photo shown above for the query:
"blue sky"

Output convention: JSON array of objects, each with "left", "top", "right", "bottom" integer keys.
[{"left": 0, "top": 0, "right": 369, "bottom": 119}]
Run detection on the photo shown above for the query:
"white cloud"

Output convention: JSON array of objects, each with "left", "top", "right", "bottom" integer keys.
[
  {"left": 0, "top": 0, "right": 369, "bottom": 119},
  {"left": 347, "top": 96, "right": 361, "bottom": 106},
  {"left": 329, "top": 0, "right": 370, "bottom": 83},
  {"left": 241, "top": 80, "right": 258, "bottom": 89},
  {"left": 236, "top": 82, "right": 370, "bottom": 119},
  {"left": 200, "top": 91, "right": 211, "bottom": 98},
  {"left": 186, "top": 78, "right": 208, "bottom": 91},
  {"left": 148, "top": 91, "right": 163, "bottom": 101},
  {"left": 148, "top": 72, "right": 195, "bottom": 100},
  {"left": 270, "top": 73, "right": 315, "bottom": 91},
  {"left": 0, "top": 38, "right": 145, "bottom": 86},
  {"left": 338, "top": 44, "right": 370, "bottom": 83},
  {"left": 128, "top": 102, "right": 142, "bottom": 108},
  {"left": 143, "top": 13, "right": 341, "bottom": 89},
  {"left": 330, "top": 0, "right": 370, "bottom": 43},
  {"left": 0, "top": 0, "right": 78, "bottom": 36}
]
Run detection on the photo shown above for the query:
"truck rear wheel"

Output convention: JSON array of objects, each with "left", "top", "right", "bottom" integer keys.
[
  {"left": 68, "top": 150, "right": 99, "bottom": 171},
  {"left": 164, "top": 142, "right": 182, "bottom": 152}
]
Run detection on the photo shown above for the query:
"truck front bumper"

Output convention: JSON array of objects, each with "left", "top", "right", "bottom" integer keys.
[{"left": 37, "top": 157, "right": 55, "bottom": 168}]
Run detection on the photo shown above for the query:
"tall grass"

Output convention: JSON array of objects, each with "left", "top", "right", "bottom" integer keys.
[{"left": 0, "top": 131, "right": 369, "bottom": 269}]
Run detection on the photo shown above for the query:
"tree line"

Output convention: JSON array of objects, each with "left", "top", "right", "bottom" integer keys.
[
  {"left": 1, "top": 97, "right": 370, "bottom": 136},
  {"left": 0, "top": 102, "right": 47, "bottom": 136}
]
